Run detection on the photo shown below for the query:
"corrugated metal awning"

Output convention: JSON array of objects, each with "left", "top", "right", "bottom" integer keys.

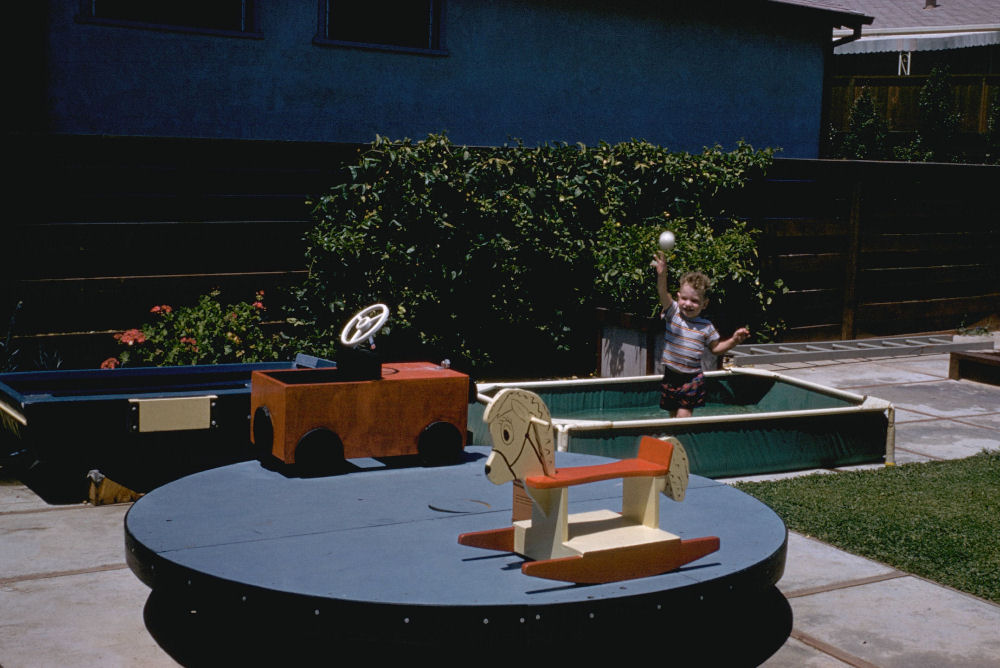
[{"left": 835, "top": 27, "right": 1000, "bottom": 54}]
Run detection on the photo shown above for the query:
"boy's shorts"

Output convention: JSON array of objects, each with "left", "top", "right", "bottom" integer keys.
[{"left": 659, "top": 367, "right": 707, "bottom": 412}]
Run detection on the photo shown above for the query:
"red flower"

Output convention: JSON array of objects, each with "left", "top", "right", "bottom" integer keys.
[
  {"left": 115, "top": 329, "right": 146, "bottom": 346},
  {"left": 100, "top": 357, "right": 119, "bottom": 369},
  {"left": 150, "top": 304, "right": 172, "bottom": 314},
  {"left": 150, "top": 305, "right": 160, "bottom": 313},
  {"left": 252, "top": 301, "right": 265, "bottom": 310}
]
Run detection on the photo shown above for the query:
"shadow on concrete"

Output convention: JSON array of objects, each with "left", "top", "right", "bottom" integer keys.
[{"left": 4, "top": 461, "right": 89, "bottom": 504}]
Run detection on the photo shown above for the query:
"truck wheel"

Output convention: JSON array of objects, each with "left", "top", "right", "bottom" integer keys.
[
  {"left": 252, "top": 407, "right": 274, "bottom": 462},
  {"left": 418, "top": 422, "right": 463, "bottom": 466},
  {"left": 294, "top": 428, "right": 346, "bottom": 476}
]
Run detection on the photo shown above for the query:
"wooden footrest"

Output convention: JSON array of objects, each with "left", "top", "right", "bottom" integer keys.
[{"left": 521, "top": 536, "right": 720, "bottom": 583}]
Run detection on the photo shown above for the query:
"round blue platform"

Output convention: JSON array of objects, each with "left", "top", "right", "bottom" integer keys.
[{"left": 126, "top": 447, "right": 787, "bottom": 654}]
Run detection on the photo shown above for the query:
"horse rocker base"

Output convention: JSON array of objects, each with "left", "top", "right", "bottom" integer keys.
[{"left": 458, "top": 388, "right": 720, "bottom": 584}]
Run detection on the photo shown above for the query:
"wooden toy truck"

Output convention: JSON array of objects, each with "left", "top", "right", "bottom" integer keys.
[{"left": 250, "top": 305, "right": 469, "bottom": 471}]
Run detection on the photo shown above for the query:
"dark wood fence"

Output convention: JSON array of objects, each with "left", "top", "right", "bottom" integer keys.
[
  {"left": 753, "top": 158, "right": 1000, "bottom": 341},
  {"left": 5, "top": 134, "right": 356, "bottom": 367},
  {"left": 4, "top": 134, "right": 999, "bottom": 367}
]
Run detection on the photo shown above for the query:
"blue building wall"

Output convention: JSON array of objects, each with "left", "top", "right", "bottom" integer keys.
[{"left": 44, "top": 1, "right": 832, "bottom": 157}]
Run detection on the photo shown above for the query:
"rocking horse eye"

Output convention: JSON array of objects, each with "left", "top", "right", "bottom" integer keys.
[{"left": 499, "top": 419, "right": 514, "bottom": 444}]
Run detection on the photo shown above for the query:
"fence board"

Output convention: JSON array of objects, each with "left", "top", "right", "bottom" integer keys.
[
  {"left": 14, "top": 220, "right": 311, "bottom": 280},
  {"left": 13, "top": 271, "right": 306, "bottom": 336},
  {"left": 858, "top": 293, "right": 1000, "bottom": 335},
  {"left": 861, "top": 264, "right": 1000, "bottom": 303}
]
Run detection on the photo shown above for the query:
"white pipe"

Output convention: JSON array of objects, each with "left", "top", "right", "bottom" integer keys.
[
  {"left": 556, "top": 404, "right": 889, "bottom": 432},
  {"left": 479, "top": 368, "right": 870, "bottom": 405},
  {"left": 0, "top": 399, "right": 27, "bottom": 427},
  {"left": 886, "top": 405, "right": 896, "bottom": 466},
  {"left": 555, "top": 424, "right": 570, "bottom": 453}
]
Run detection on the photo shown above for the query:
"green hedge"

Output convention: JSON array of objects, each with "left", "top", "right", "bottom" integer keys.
[{"left": 301, "top": 134, "right": 777, "bottom": 377}]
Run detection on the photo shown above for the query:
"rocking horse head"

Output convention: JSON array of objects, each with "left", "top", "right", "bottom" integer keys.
[{"left": 481, "top": 388, "right": 556, "bottom": 485}]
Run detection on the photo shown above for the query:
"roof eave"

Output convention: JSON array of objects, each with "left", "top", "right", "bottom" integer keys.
[{"left": 767, "top": 0, "right": 873, "bottom": 30}]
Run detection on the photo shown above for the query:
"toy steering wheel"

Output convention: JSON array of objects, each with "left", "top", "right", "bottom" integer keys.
[{"left": 340, "top": 303, "right": 390, "bottom": 348}]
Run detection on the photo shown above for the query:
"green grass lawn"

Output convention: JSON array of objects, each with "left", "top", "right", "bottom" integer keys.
[{"left": 733, "top": 450, "right": 1000, "bottom": 603}]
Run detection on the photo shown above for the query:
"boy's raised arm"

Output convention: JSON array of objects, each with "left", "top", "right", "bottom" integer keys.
[{"left": 650, "top": 251, "right": 672, "bottom": 311}]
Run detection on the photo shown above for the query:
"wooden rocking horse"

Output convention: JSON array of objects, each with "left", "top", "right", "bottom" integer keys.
[{"left": 458, "top": 388, "right": 719, "bottom": 584}]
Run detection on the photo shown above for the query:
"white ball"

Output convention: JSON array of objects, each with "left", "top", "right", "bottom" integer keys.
[{"left": 658, "top": 230, "right": 675, "bottom": 251}]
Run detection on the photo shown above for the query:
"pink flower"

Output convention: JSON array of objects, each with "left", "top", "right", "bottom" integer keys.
[
  {"left": 150, "top": 304, "right": 172, "bottom": 314},
  {"left": 252, "top": 301, "right": 265, "bottom": 310},
  {"left": 100, "top": 357, "right": 119, "bottom": 369}
]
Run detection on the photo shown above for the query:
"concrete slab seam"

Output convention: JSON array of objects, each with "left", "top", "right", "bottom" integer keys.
[
  {"left": 952, "top": 416, "right": 1000, "bottom": 431},
  {"left": 900, "top": 572, "right": 1000, "bottom": 610},
  {"left": 783, "top": 570, "right": 908, "bottom": 599},
  {"left": 0, "top": 563, "right": 129, "bottom": 586},
  {"left": 894, "top": 446, "right": 946, "bottom": 461},
  {"left": 790, "top": 628, "right": 882, "bottom": 668},
  {"left": 0, "top": 504, "right": 95, "bottom": 517}
]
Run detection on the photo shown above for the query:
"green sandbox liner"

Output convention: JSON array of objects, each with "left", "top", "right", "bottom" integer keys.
[{"left": 470, "top": 368, "right": 894, "bottom": 478}]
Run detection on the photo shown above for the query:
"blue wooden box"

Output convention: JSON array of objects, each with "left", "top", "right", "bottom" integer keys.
[{"left": 0, "top": 355, "right": 333, "bottom": 500}]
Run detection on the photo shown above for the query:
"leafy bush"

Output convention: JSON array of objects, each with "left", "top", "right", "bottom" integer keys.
[
  {"left": 831, "top": 88, "right": 889, "bottom": 160},
  {"left": 2, "top": 301, "right": 21, "bottom": 372},
  {"left": 985, "top": 91, "right": 1000, "bottom": 165},
  {"left": 895, "top": 67, "right": 964, "bottom": 162},
  {"left": 302, "top": 135, "right": 777, "bottom": 376},
  {"left": 106, "top": 290, "right": 288, "bottom": 367}
]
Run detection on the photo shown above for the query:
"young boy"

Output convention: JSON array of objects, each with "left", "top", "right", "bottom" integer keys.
[{"left": 651, "top": 251, "right": 749, "bottom": 417}]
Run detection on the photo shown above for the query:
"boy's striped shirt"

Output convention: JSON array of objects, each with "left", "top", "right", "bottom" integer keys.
[{"left": 661, "top": 302, "right": 719, "bottom": 374}]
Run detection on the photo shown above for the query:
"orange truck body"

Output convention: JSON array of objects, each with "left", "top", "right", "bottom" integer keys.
[{"left": 251, "top": 362, "right": 468, "bottom": 463}]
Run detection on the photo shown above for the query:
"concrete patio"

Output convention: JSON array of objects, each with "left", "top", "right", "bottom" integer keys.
[{"left": 733, "top": 351, "right": 1000, "bottom": 667}]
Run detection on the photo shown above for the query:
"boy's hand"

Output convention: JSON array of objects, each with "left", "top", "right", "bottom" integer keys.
[
  {"left": 711, "top": 326, "right": 750, "bottom": 355},
  {"left": 650, "top": 251, "right": 667, "bottom": 275}
]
